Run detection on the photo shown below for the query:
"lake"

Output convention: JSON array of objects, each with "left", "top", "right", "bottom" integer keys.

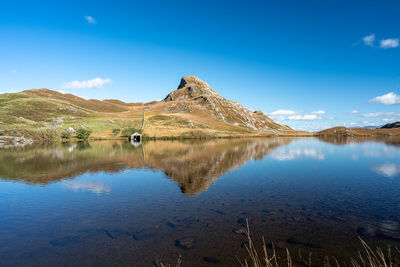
[{"left": 0, "top": 137, "right": 400, "bottom": 266}]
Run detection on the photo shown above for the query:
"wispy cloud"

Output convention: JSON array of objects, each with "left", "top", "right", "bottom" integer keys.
[
  {"left": 362, "top": 34, "right": 375, "bottom": 46},
  {"left": 270, "top": 109, "right": 296, "bottom": 115},
  {"left": 269, "top": 109, "right": 327, "bottom": 121},
  {"left": 62, "top": 77, "right": 111, "bottom": 89},
  {"left": 380, "top": 38, "right": 399, "bottom": 49},
  {"left": 269, "top": 110, "right": 297, "bottom": 121},
  {"left": 84, "top": 16, "right": 97, "bottom": 24},
  {"left": 10, "top": 69, "right": 17, "bottom": 73},
  {"left": 382, "top": 118, "right": 394, "bottom": 122},
  {"left": 311, "top": 110, "right": 325, "bottom": 114},
  {"left": 288, "top": 114, "right": 321, "bottom": 121},
  {"left": 370, "top": 92, "right": 400, "bottom": 105},
  {"left": 359, "top": 34, "right": 398, "bottom": 49},
  {"left": 363, "top": 112, "right": 399, "bottom": 118},
  {"left": 351, "top": 110, "right": 359, "bottom": 114}
]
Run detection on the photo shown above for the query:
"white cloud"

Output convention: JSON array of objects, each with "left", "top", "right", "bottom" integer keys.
[
  {"left": 363, "top": 34, "right": 375, "bottom": 46},
  {"left": 363, "top": 112, "right": 397, "bottom": 118},
  {"left": 288, "top": 114, "right": 321, "bottom": 120},
  {"left": 270, "top": 109, "right": 296, "bottom": 115},
  {"left": 10, "top": 69, "right": 17, "bottom": 73},
  {"left": 372, "top": 163, "right": 400, "bottom": 178},
  {"left": 380, "top": 38, "right": 399, "bottom": 49},
  {"left": 382, "top": 118, "right": 394, "bottom": 122},
  {"left": 328, "top": 117, "right": 335, "bottom": 120},
  {"left": 311, "top": 110, "right": 325, "bottom": 114},
  {"left": 370, "top": 92, "right": 400, "bottom": 105},
  {"left": 62, "top": 77, "right": 111, "bottom": 89},
  {"left": 84, "top": 16, "right": 97, "bottom": 24},
  {"left": 351, "top": 110, "right": 359, "bottom": 114}
]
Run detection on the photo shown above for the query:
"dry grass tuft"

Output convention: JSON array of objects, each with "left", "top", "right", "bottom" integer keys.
[
  {"left": 238, "top": 219, "right": 293, "bottom": 267},
  {"left": 350, "top": 237, "right": 400, "bottom": 267},
  {"left": 239, "top": 219, "right": 400, "bottom": 267},
  {"left": 154, "top": 255, "right": 182, "bottom": 267}
]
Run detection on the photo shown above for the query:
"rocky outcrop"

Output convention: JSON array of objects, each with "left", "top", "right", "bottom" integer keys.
[
  {"left": 164, "top": 76, "right": 218, "bottom": 101},
  {"left": 164, "top": 76, "right": 293, "bottom": 133}
]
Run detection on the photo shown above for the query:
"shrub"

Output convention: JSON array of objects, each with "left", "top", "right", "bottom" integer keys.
[
  {"left": 76, "top": 128, "right": 92, "bottom": 140},
  {"left": 0, "top": 130, "right": 4, "bottom": 136},
  {"left": 61, "top": 131, "right": 72, "bottom": 139},
  {"left": 112, "top": 128, "right": 121, "bottom": 136},
  {"left": 121, "top": 128, "right": 142, "bottom": 137}
]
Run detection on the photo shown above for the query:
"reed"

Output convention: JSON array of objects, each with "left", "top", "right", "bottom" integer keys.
[{"left": 240, "top": 219, "right": 400, "bottom": 267}]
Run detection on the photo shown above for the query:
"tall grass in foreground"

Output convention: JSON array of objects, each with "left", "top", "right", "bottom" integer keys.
[
  {"left": 240, "top": 219, "right": 400, "bottom": 267},
  {"left": 155, "top": 255, "right": 182, "bottom": 267},
  {"left": 156, "top": 219, "right": 400, "bottom": 267}
]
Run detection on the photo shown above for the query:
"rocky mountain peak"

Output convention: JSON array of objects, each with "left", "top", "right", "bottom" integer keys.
[
  {"left": 162, "top": 76, "right": 293, "bottom": 133},
  {"left": 164, "top": 76, "right": 219, "bottom": 102}
]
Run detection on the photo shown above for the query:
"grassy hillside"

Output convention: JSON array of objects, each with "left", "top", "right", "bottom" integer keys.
[
  {"left": 23, "top": 89, "right": 129, "bottom": 112},
  {"left": 0, "top": 77, "right": 301, "bottom": 141}
]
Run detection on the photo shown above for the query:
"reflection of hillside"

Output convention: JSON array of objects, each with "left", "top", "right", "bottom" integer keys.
[
  {"left": 143, "top": 139, "right": 292, "bottom": 194},
  {"left": 0, "top": 138, "right": 293, "bottom": 195},
  {"left": 318, "top": 136, "right": 400, "bottom": 147}
]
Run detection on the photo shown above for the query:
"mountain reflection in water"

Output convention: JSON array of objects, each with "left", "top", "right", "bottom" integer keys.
[
  {"left": 0, "top": 138, "right": 294, "bottom": 195},
  {"left": 1, "top": 137, "right": 400, "bottom": 266}
]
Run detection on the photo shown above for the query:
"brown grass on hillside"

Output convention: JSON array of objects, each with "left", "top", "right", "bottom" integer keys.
[
  {"left": 102, "top": 99, "right": 134, "bottom": 107},
  {"left": 23, "top": 89, "right": 128, "bottom": 112}
]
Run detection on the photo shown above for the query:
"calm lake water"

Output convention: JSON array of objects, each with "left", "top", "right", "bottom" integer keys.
[{"left": 1, "top": 137, "right": 400, "bottom": 266}]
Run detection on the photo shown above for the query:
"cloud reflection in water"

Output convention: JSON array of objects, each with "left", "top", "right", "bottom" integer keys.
[
  {"left": 62, "top": 181, "right": 111, "bottom": 194},
  {"left": 269, "top": 147, "right": 325, "bottom": 161},
  {"left": 372, "top": 163, "right": 400, "bottom": 178}
]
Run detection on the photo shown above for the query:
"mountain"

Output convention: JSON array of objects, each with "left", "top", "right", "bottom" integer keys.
[
  {"left": 0, "top": 76, "right": 293, "bottom": 140},
  {"left": 380, "top": 121, "right": 400, "bottom": 129},
  {"left": 163, "top": 76, "right": 292, "bottom": 132}
]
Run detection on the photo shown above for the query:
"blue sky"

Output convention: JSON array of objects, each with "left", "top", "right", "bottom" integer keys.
[{"left": 1, "top": 0, "right": 400, "bottom": 131}]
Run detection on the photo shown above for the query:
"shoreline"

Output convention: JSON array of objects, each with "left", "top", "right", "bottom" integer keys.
[{"left": 3, "top": 129, "right": 400, "bottom": 148}]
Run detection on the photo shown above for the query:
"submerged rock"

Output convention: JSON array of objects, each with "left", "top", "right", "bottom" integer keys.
[
  {"left": 174, "top": 237, "right": 196, "bottom": 250},
  {"left": 232, "top": 228, "right": 245, "bottom": 235}
]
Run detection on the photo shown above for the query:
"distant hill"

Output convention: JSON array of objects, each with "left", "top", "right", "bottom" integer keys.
[
  {"left": 362, "top": 126, "right": 378, "bottom": 129},
  {"left": 0, "top": 76, "right": 294, "bottom": 140},
  {"left": 317, "top": 126, "right": 400, "bottom": 137},
  {"left": 380, "top": 121, "right": 400, "bottom": 129}
]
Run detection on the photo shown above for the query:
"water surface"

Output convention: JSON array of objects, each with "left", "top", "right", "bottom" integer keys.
[{"left": 1, "top": 137, "right": 400, "bottom": 266}]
